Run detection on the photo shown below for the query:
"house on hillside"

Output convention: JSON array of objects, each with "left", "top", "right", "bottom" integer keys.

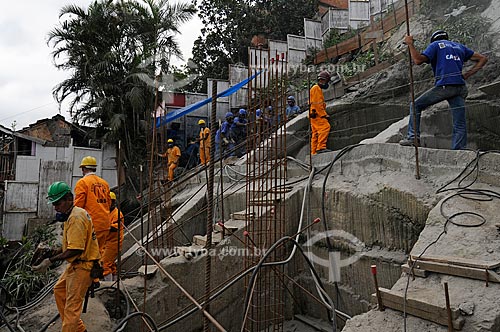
[{"left": 0, "top": 115, "right": 117, "bottom": 241}]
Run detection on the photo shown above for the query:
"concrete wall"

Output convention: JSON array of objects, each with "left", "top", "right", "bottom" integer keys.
[{"left": 329, "top": 102, "right": 408, "bottom": 150}]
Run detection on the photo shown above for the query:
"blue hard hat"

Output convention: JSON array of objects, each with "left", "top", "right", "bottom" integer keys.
[
  {"left": 239, "top": 109, "right": 247, "bottom": 116},
  {"left": 287, "top": 95, "right": 295, "bottom": 101},
  {"left": 256, "top": 109, "right": 262, "bottom": 117},
  {"left": 225, "top": 112, "right": 234, "bottom": 119}
]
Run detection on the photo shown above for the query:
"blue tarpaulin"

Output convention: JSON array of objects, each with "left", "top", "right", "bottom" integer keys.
[{"left": 155, "top": 71, "right": 262, "bottom": 128}]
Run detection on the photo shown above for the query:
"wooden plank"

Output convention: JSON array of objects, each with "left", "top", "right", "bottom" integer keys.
[
  {"left": 375, "top": 296, "right": 464, "bottom": 330},
  {"left": 372, "top": 288, "right": 464, "bottom": 330},
  {"left": 411, "top": 255, "right": 500, "bottom": 269},
  {"left": 315, "top": 0, "right": 418, "bottom": 63},
  {"left": 377, "top": 288, "right": 460, "bottom": 320},
  {"left": 401, "top": 263, "right": 428, "bottom": 278},
  {"left": 411, "top": 260, "right": 500, "bottom": 283}
]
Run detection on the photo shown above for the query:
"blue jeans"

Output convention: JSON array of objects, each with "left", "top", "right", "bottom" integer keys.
[{"left": 407, "top": 85, "right": 468, "bottom": 150}]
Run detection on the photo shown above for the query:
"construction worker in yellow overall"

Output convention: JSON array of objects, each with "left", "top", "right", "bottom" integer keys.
[
  {"left": 74, "top": 156, "right": 111, "bottom": 254},
  {"left": 309, "top": 71, "right": 331, "bottom": 154},
  {"left": 159, "top": 139, "right": 181, "bottom": 181},
  {"left": 33, "top": 181, "right": 100, "bottom": 332},
  {"left": 102, "top": 191, "right": 124, "bottom": 281},
  {"left": 197, "top": 119, "right": 211, "bottom": 165}
]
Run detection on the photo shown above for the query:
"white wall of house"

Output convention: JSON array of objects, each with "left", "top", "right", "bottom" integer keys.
[{"left": 3, "top": 140, "right": 117, "bottom": 241}]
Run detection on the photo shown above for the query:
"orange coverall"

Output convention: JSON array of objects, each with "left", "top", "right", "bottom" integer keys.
[
  {"left": 309, "top": 84, "right": 331, "bottom": 154},
  {"left": 74, "top": 173, "right": 111, "bottom": 253},
  {"left": 199, "top": 127, "right": 211, "bottom": 165},
  {"left": 102, "top": 207, "right": 124, "bottom": 277},
  {"left": 53, "top": 207, "right": 101, "bottom": 332},
  {"left": 160, "top": 146, "right": 181, "bottom": 181}
]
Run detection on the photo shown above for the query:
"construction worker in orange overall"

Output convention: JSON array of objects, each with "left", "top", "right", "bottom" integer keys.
[
  {"left": 197, "top": 119, "right": 211, "bottom": 165},
  {"left": 309, "top": 71, "right": 331, "bottom": 154},
  {"left": 159, "top": 139, "right": 181, "bottom": 181},
  {"left": 74, "top": 156, "right": 111, "bottom": 254},
  {"left": 33, "top": 181, "right": 100, "bottom": 332},
  {"left": 102, "top": 191, "right": 123, "bottom": 281}
]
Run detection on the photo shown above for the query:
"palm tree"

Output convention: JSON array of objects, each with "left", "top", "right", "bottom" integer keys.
[{"left": 48, "top": 0, "right": 195, "bottom": 176}]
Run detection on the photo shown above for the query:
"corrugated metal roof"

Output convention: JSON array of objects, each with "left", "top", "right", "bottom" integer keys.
[{"left": 0, "top": 124, "right": 46, "bottom": 145}]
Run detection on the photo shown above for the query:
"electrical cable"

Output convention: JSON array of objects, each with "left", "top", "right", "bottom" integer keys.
[
  {"left": 156, "top": 168, "right": 351, "bottom": 330},
  {"left": 0, "top": 308, "right": 16, "bottom": 332},
  {"left": 241, "top": 236, "right": 338, "bottom": 332},
  {"left": 37, "top": 313, "right": 59, "bottom": 332},
  {"left": 112, "top": 312, "right": 159, "bottom": 332},
  {"left": 403, "top": 150, "right": 500, "bottom": 331}
]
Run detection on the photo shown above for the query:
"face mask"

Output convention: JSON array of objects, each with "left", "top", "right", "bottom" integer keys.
[
  {"left": 55, "top": 212, "right": 69, "bottom": 222},
  {"left": 319, "top": 83, "right": 329, "bottom": 90}
]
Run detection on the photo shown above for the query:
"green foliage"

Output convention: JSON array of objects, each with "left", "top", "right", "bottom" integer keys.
[
  {"left": 323, "top": 29, "right": 358, "bottom": 49},
  {"left": 438, "top": 14, "right": 491, "bottom": 50},
  {"left": 0, "top": 236, "right": 8, "bottom": 248},
  {"left": 1, "top": 226, "right": 57, "bottom": 306},
  {"left": 190, "top": 0, "right": 319, "bottom": 92},
  {"left": 48, "top": 0, "right": 195, "bottom": 172}
]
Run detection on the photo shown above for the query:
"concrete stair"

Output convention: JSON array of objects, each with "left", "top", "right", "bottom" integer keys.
[
  {"left": 175, "top": 245, "right": 206, "bottom": 259},
  {"left": 193, "top": 232, "right": 223, "bottom": 246},
  {"left": 214, "top": 219, "right": 246, "bottom": 232}
]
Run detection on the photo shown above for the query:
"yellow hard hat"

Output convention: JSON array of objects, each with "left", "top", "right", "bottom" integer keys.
[
  {"left": 167, "top": 139, "right": 174, "bottom": 143},
  {"left": 198, "top": 119, "right": 206, "bottom": 125},
  {"left": 80, "top": 156, "right": 97, "bottom": 168},
  {"left": 110, "top": 192, "right": 116, "bottom": 200}
]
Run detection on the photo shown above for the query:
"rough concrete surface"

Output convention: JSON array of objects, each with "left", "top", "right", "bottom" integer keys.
[
  {"left": 412, "top": 184, "right": 500, "bottom": 265},
  {"left": 0, "top": 289, "right": 113, "bottom": 332}
]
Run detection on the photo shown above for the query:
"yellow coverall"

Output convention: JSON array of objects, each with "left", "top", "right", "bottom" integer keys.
[
  {"left": 160, "top": 146, "right": 181, "bottom": 181},
  {"left": 102, "top": 207, "right": 124, "bottom": 277},
  {"left": 74, "top": 173, "right": 111, "bottom": 253},
  {"left": 53, "top": 207, "right": 101, "bottom": 332},
  {"left": 199, "top": 127, "right": 211, "bottom": 165},
  {"left": 309, "top": 84, "right": 331, "bottom": 154}
]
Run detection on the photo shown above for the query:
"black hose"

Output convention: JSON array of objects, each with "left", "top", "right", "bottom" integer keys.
[
  {"left": 0, "top": 309, "right": 16, "bottom": 332},
  {"left": 403, "top": 150, "right": 500, "bottom": 332},
  {"left": 37, "top": 313, "right": 59, "bottom": 332},
  {"left": 112, "top": 311, "right": 159, "bottom": 332},
  {"left": 242, "top": 236, "right": 338, "bottom": 330}
]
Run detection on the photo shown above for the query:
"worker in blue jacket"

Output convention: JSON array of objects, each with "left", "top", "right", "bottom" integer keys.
[
  {"left": 216, "top": 112, "right": 235, "bottom": 158},
  {"left": 399, "top": 30, "right": 487, "bottom": 150},
  {"left": 231, "top": 109, "right": 248, "bottom": 157},
  {"left": 286, "top": 96, "right": 301, "bottom": 119}
]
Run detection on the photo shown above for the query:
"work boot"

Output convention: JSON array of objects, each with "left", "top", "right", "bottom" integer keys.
[
  {"left": 399, "top": 138, "right": 420, "bottom": 147},
  {"left": 316, "top": 148, "right": 331, "bottom": 154}
]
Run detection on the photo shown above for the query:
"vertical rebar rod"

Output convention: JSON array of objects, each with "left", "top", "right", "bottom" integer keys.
[
  {"left": 116, "top": 140, "right": 122, "bottom": 316},
  {"left": 307, "top": 71, "right": 312, "bottom": 170},
  {"left": 143, "top": 78, "right": 159, "bottom": 330},
  {"left": 444, "top": 282, "right": 454, "bottom": 332},
  {"left": 203, "top": 79, "right": 218, "bottom": 332},
  {"left": 404, "top": 0, "right": 421, "bottom": 180},
  {"left": 139, "top": 163, "right": 145, "bottom": 332}
]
